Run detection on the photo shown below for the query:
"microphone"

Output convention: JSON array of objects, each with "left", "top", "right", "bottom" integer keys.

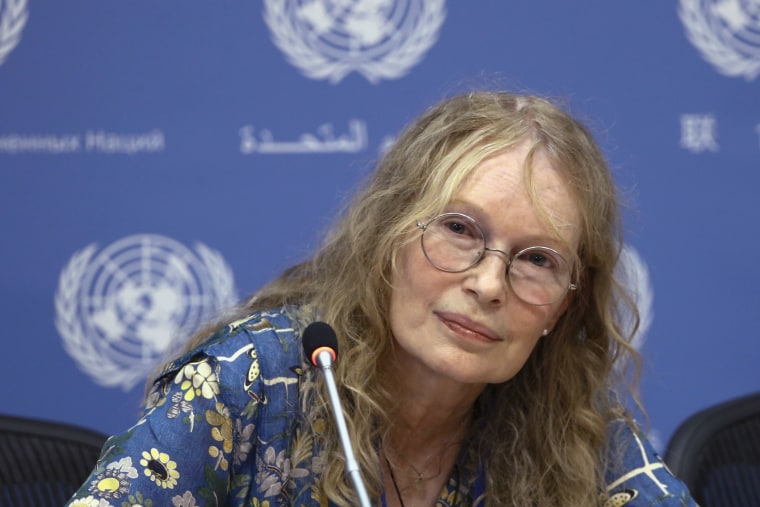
[{"left": 303, "top": 322, "right": 372, "bottom": 507}]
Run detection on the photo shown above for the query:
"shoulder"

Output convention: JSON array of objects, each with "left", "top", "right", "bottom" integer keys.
[
  {"left": 150, "top": 305, "right": 312, "bottom": 412},
  {"left": 603, "top": 420, "right": 697, "bottom": 506}
]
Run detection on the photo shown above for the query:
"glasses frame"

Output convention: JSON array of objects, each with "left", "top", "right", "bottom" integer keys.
[{"left": 416, "top": 212, "right": 578, "bottom": 306}]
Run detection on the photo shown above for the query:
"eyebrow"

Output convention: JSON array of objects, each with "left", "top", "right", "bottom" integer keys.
[{"left": 443, "top": 199, "right": 483, "bottom": 219}]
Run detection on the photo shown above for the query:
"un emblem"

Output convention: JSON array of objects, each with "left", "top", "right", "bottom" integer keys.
[
  {"left": 679, "top": 0, "right": 760, "bottom": 80},
  {"left": 0, "top": 0, "right": 28, "bottom": 66},
  {"left": 615, "top": 245, "right": 654, "bottom": 351},
  {"left": 55, "top": 235, "right": 237, "bottom": 390},
  {"left": 264, "top": 0, "right": 446, "bottom": 84}
]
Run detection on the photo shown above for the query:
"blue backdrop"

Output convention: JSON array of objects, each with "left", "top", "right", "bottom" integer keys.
[{"left": 1, "top": 0, "right": 758, "bottom": 451}]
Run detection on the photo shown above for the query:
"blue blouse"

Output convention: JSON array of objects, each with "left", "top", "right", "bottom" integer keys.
[{"left": 65, "top": 306, "right": 697, "bottom": 507}]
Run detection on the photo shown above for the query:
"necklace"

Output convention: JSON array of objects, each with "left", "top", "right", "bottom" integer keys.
[
  {"left": 381, "top": 414, "right": 470, "bottom": 490},
  {"left": 382, "top": 438, "right": 447, "bottom": 489},
  {"left": 384, "top": 454, "right": 464, "bottom": 507},
  {"left": 385, "top": 453, "right": 407, "bottom": 507}
]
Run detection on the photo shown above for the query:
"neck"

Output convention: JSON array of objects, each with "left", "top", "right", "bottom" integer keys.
[
  {"left": 380, "top": 375, "right": 476, "bottom": 504},
  {"left": 381, "top": 420, "right": 467, "bottom": 507},
  {"left": 383, "top": 349, "right": 484, "bottom": 437},
  {"left": 378, "top": 349, "right": 483, "bottom": 506}
]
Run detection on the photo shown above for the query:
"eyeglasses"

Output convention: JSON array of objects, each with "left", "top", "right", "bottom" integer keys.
[{"left": 416, "top": 213, "right": 577, "bottom": 306}]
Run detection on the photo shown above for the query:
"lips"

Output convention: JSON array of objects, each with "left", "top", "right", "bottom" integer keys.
[{"left": 436, "top": 312, "right": 502, "bottom": 343}]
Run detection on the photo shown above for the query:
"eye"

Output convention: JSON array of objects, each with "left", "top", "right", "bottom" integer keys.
[
  {"left": 438, "top": 216, "right": 479, "bottom": 239},
  {"left": 515, "top": 248, "right": 563, "bottom": 271},
  {"left": 447, "top": 220, "right": 468, "bottom": 235},
  {"left": 526, "top": 251, "right": 554, "bottom": 268}
]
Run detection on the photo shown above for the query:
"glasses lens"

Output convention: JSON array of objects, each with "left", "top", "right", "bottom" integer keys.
[
  {"left": 421, "top": 214, "right": 483, "bottom": 272},
  {"left": 419, "top": 214, "right": 574, "bottom": 305},
  {"left": 509, "top": 247, "right": 572, "bottom": 305}
]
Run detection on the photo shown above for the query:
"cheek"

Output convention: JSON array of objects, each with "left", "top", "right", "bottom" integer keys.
[
  {"left": 391, "top": 241, "right": 428, "bottom": 295},
  {"left": 390, "top": 244, "right": 436, "bottom": 328}
]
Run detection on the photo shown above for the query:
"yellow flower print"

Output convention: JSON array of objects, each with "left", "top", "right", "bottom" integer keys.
[
  {"left": 87, "top": 456, "right": 137, "bottom": 500},
  {"left": 174, "top": 360, "right": 220, "bottom": 402},
  {"left": 140, "top": 448, "right": 180, "bottom": 489},
  {"left": 206, "top": 402, "right": 233, "bottom": 471},
  {"left": 440, "top": 488, "right": 458, "bottom": 504},
  {"left": 252, "top": 499, "right": 270, "bottom": 507},
  {"left": 90, "top": 474, "right": 128, "bottom": 499},
  {"left": 207, "top": 403, "right": 233, "bottom": 452},
  {"left": 312, "top": 417, "right": 327, "bottom": 435}
]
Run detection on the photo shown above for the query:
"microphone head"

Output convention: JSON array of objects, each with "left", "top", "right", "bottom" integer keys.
[{"left": 303, "top": 321, "right": 339, "bottom": 367}]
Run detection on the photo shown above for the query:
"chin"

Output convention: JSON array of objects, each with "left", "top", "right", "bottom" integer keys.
[{"left": 440, "top": 364, "right": 512, "bottom": 387}]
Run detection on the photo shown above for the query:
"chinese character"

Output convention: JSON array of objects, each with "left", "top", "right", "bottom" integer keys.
[{"left": 680, "top": 114, "right": 719, "bottom": 153}]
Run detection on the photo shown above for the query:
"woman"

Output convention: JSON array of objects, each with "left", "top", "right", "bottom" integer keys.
[{"left": 67, "top": 92, "right": 695, "bottom": 507}]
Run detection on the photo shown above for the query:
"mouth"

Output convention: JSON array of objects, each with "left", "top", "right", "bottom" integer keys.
[{"left": 436, "top": 312, "right": 502, "bottom": 343}]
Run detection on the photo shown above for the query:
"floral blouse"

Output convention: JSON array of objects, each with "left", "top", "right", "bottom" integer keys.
[{"left": 65, "top": 306, "right": 697, "bottom": 507}]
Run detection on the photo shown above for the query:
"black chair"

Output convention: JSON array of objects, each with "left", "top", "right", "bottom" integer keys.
[
  {"left": 665, "top": 391, "right": 760, "bottom": 507},
  {"left": 0, "top": 414, "right": 107, "bottom": 507}
]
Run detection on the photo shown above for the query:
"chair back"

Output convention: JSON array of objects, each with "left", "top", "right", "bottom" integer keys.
[
  {"left": 665, "top": 392, "right": 760, "bottom": 507},
  {"left": 0, "top": 414, "right": 107, "bottom": 507}
]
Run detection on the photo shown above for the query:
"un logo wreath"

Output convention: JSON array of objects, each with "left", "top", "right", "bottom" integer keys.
[
  {"left": 0, "top": 0, "right": 28, "bottom": 66},
  {"left": 264, "top": 0, "right": 446, "bottom": 84}
]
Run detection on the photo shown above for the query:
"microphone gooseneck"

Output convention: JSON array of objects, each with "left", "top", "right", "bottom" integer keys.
[{"left": 302, "top": 322, "right": 371, "bottom": 507}]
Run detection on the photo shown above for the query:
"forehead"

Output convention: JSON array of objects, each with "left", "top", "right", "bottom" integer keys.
[{"left": 454, "top": 143, "right": 581, "bottom": 246}]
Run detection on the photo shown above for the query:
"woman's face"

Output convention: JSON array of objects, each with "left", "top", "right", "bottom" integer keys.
[{"left": 389, "top": 140, "right": 581, "bottom": 388}]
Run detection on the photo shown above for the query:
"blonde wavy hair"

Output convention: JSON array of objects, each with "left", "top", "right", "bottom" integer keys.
[{"left": 181, "top": 91, "right": 641, "bottom": 506}]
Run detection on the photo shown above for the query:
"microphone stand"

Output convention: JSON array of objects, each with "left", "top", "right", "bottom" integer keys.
[{"left": 315, "top": 350, "right": 372, "bottom": 507}]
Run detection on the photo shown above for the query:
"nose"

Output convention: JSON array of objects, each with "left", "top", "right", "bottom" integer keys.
[{"left": 462, "top": 249, "right": 511, "bottom": 303}]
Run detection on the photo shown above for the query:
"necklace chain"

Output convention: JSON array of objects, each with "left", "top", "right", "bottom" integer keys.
[
  {"left": 381, "top": 413, "right": 471, "bottom": 505},
  {"left": 381, "top": 414, "right": 470, "bottom": 489},
  {"left": 382, "top": 437, "right": 448, "bottom": 488},
  {"left": 384, "top": 452, "right": 464, "bottom": 507},
  {"left": 385, "top": 453, "right": 407, "bottom": 507}
]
